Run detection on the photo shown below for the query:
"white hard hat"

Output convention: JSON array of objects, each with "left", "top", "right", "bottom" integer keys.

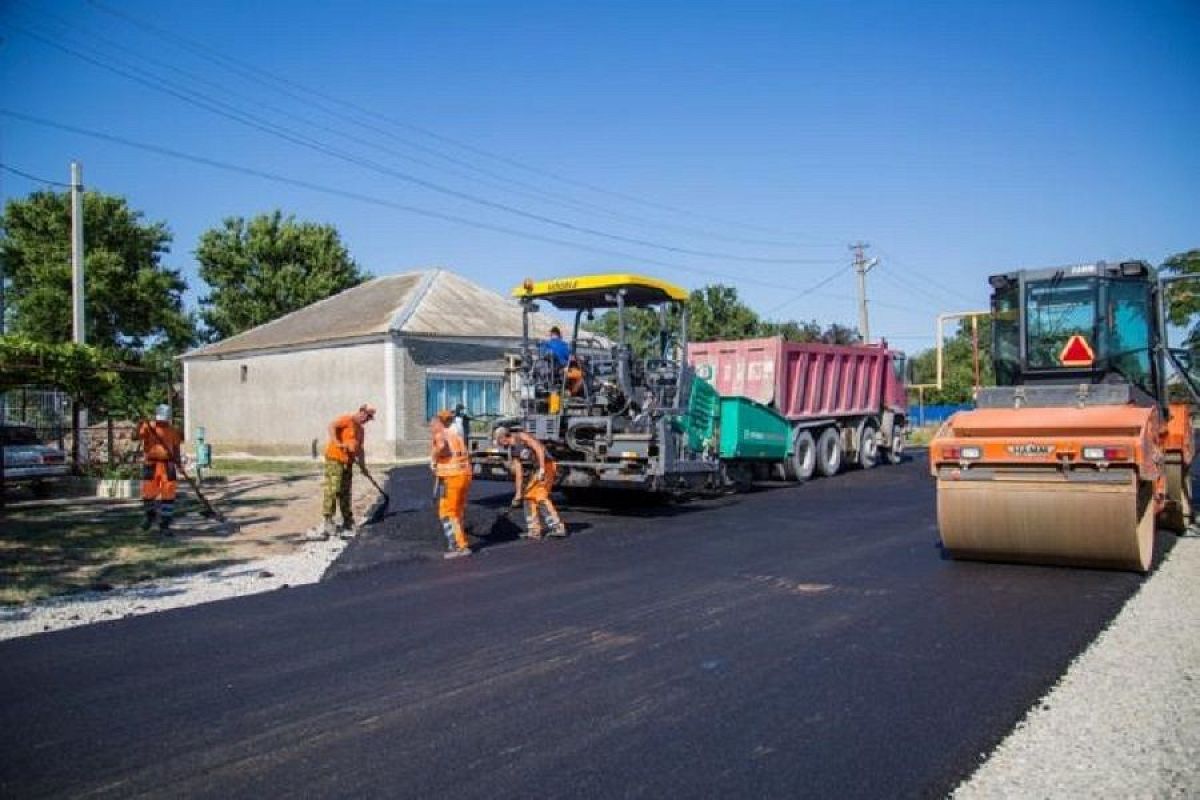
[{"left": 155, "top": 404, "right": 171, "bottom": 421}]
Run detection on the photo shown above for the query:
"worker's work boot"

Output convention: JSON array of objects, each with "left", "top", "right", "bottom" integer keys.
[
  {"left": 443, "top": 547, "right": 472, "bottom": 560},
  {"left": 339, "top": 521, "right": 361, "bottom": 539},
  {"left": 140, "top": 511, "right": 155, "bottom": 531},
  {"left": 158, "top": 520, "right": 173, "bottom": 538},
  {"left": 509, "top": 495, "right": 522, "bottom": 509},
  {"left": 305, "top": 518, "right": 336, "bottom": 541},
  {"left": 547, "top": 523, "right": 568, "bottom": 538}
]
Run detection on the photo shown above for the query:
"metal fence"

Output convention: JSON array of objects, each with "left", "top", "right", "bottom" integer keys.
[
  {"left": 911, "top": 403, "right": 974, "bottom": 427},
  {"left": 1, "top": 386, "right": 70, "bottom": 448}
]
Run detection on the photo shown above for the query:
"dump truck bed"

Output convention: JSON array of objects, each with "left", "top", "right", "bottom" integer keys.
[{"left": 687, "top": 336, "right": 907, "bottom": 420}]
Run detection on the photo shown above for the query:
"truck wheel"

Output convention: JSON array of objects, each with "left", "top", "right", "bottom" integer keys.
[
  {"left": 1161, "top": 461, "right": 1194, "bottom": 533},
  {"left": 786, "top": 430, "right": 816, "bottom": 482},
  {"left": 816, "top": 428, "right": 842, "bottom": 477},
  {"left": 858, "top": 424, "right": 879, "bottom": 470},
  {"left": 884, "top": 433, "right": 904, "bottom": 465}
]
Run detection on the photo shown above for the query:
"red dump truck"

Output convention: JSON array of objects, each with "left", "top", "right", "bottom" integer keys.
[{"left": 687, "top": 336, "right": 909, "bottom": 480}]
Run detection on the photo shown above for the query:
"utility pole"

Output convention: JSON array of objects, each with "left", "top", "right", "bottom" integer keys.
[
  {"left": 850, "top": 241, "right": 879, "bottom": 343},
  {"left": 71, "top": 161, "right": 85, "bottom": 344},
  {"left": 70, "top": 162, "right": 88, "bottom": 470}
]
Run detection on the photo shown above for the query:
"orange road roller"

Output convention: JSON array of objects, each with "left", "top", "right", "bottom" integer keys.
[{"left": 930, "top": 260, "right": 1198, "bottom": 572}]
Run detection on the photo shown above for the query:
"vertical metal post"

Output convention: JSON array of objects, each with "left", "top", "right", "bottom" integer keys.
[{"left": 851, "top": 242, "right": 878, "bottom": 343}]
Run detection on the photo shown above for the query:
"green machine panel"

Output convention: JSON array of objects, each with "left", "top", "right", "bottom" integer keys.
[{"left": 717, "top": 396, "right": 791, "bottom": 460}]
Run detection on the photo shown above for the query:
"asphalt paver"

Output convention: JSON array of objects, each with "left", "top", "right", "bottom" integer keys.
[{"left": 0, "top": 454, "right": 1160, "bottom": 798}]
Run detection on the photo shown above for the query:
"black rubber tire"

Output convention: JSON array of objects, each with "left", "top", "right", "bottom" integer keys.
[
  {"left": 883, "top": 432, "right": 904, "bottom": 465},
  {"left": 786, "top": 429, "right": 817, "bottom": 482},
  {"left": 858, "top": 423, "right": 879, "bottom": 470},
  {"left": 816, "top": 427, "right": 842, "bottom": 477},
  {"left": 1161, "top": 461, "right": 1193, "bottom": 533}
]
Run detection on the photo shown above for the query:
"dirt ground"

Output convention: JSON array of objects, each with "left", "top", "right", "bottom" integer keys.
[{"left": 0, "top": 470, "right": 383, "bottom": 604}]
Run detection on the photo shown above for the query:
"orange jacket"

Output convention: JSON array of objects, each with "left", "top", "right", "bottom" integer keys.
[
  {"left": 324, "top": 414, "right": 364, "bottom": 464},
  {"left": 138, "top": 421, "right": 182, "bottom": 463}
]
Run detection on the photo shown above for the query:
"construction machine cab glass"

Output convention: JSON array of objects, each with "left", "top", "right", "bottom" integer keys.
[
  {"left": 990, "top": 261, "right": 1162, "bottom": 403},
  {"left": 512, "top": 274, "right": 691, "bottom": 423}
]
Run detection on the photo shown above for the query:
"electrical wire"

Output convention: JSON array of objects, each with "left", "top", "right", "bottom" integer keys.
[
  {"left": 0, "top": 108, "right": 838, "bottom": 293},
  {"left": 6, "top": 22, "right": 842, "bottom": 267},
  {"left": 0, "top": 163, "right": 72, "bottom": 188},
  {"left": 84, "top": 0, "right": 843, "bottom": 246}
]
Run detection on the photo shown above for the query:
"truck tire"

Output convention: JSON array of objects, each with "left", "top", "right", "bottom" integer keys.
[
  {"left": 884, "top": 432, "right": 904, "bottom": 465},
  {"left": 816, "top": 427, "right": 842, "bottom": 477},
  {"left": 858, "top": 423, "right": 879, "bottom": 470},
  {"left": 785, "top": 429, "right": 817, "bottom": 482}
]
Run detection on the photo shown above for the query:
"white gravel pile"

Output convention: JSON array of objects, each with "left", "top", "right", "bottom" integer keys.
[
  {"left": 956, "top": 534, "right": 1200, "bottom": 798},
  {"left": 0, "top": 536, "right": 348, "bottom": 642}
]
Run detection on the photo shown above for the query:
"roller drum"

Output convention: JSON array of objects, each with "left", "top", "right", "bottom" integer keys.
[{"left": 936, "top": 475, "right": 1154, "bottom": 572}]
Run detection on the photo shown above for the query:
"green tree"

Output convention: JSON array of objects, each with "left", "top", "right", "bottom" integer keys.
[
  {"left": 0, "top": 190, "right": 195, "bottom": 352},
  {"left": 1160, "top": 248, "right": 1200, "bottom": 344},
  {"left": 909, "top": 316, "right": 994, "bottom": 404},
  {"left": 196, "top": 211, "right": 367, "bottom": 340}
]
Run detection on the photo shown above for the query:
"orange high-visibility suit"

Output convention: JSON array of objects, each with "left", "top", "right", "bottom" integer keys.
[
  {"left": 512, "top": 432, "right": 564, "bottom": 538},
  {"left": 138, "top": 420, "right": 182, "bottom": 530},
  {"left": 432, "top": 423, "right": 472, "bottom": 553}
]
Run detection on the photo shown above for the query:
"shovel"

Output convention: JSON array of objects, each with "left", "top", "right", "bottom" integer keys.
[
  {"left": 177, "top": 461, "right": 239, "bottom": 534},
  {"left": 358, "top": 463, "right": 391, "bottom": 523}
]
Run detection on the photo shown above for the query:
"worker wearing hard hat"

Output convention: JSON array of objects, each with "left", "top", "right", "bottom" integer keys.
[
  {"left": 494, "top": 426, "right": 565, "bottom": 539},
  {"left": 431, "top": 408, "right": 472, "bottom": 559},
  {"left": 138, "top": 404, "right": 183, "bottom": 535},
  {"left": 311, "top": 404, "right": 376, "bottom": 540}
]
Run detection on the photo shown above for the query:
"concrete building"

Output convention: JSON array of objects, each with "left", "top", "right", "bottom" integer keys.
[{"left": 180, "top": 269, "right": 556, "bottom": 461}]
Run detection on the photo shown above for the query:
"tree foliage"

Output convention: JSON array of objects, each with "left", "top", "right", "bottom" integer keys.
[
  {"left": 0, "top": 190, "right": 195, "bottom": 353},
  {"left": 196, "top": 211, "right": 367, "bottom": 340},
  {"left": 0, "top": 336, "right": 118, "bottom": 407},
  {"left": 908, "top": 317, "right": 994, "bottom": 405},
  {"left": 1160, "top": 248, "right": 1200, "bottom": 344},
  {"left": 584, "top": 283, "right": 861, "bottom": 357}
]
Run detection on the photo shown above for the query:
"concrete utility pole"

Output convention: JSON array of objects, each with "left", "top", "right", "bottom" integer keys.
[
  {"left": 71, "top": 161, "right": 85, "bottom": 344},
  {"left": 851, "top": 242, "right": 879, "bottom": 343},
  {"left": 70, "top": 161, "right": 88, "bottom": 470}
]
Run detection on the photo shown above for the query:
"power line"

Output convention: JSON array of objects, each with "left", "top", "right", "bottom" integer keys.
[
  {"left": 764, "top": 263, "right": 856, "bottom": 315},
  {"left": 0, "top": 109, "right": 838, "bottom": 293},
  {"left": 84, "top": 0, "right": 843, "bottom": 246},
  {"left": 0, "top": 163, "right": 72, "bottom": 188},
  {"left": 17, "top": 3, "right": 814, "bottom": 252},
  {"left": 7, "top": 22, "right": 840, "bottom": 268},
  {"left": 873, "top": 246, "right": 980, "bottom": 306}
]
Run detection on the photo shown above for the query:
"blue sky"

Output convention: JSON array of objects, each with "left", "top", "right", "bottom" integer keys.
[{"left": 1, "top": 0, "right": 1197, "bottom": 349}]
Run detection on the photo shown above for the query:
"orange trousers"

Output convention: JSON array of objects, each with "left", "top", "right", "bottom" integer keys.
[
  {"left": 141, "top": 461, "right": 178, "bottom": 501},
  {"left": 437, "top": 471, "right": 471, "bottom": 551},
  {"left": 523, "top": 461, "right": 563, "bottom": 537}
]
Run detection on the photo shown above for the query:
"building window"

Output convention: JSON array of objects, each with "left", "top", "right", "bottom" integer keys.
[
  {"left": 426, "top": 373, "right": 502, "bottom": 419},
  {"left": 240, "top": 364, "right": 248, "bottom": 383}
]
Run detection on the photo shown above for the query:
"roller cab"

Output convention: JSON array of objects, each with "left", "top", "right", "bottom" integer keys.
[{"left": 930, "top": 260, "right": 1195, "bottom": 572}]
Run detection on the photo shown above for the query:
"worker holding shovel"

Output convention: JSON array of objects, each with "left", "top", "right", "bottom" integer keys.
[
  {"left": 494, "top": 426, "right": 565, "bottom": 540},
  {"left": 431, "top": 409, "right": 472, "bottom": 559},
  {"left": 138, "top": 404, "right": 183, "bottom": 536},
  {"left": 310, "top": 404, "right": 376, "bottom": 540}
]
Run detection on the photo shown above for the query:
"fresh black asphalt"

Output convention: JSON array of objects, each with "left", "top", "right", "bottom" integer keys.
[{"left": 0, "top": 454, "right": 1164, "bottom": 798}]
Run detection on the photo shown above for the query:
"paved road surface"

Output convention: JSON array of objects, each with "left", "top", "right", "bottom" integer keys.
[{"left": 0, "top": 455, "right": 1156, "bottom": 798}]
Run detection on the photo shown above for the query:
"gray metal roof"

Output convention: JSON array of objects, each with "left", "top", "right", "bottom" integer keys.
[{"left": 183, "top": 269, "right": 558, "bottom": 358}]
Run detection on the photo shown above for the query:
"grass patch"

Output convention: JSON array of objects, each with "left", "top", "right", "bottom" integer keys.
[
  {"left": 205, "top": 459, "right": 321, "bottom": 477},
  {"left": 0, "top": 499, "right": 239, "bottom": 605},
  {"left": 907, "top": 425, "right": 940, "bottom": 446}
]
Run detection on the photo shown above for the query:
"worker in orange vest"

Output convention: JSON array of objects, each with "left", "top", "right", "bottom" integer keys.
[
  {"left": 138, "top": 404, "right": 183, "bottom": 535},
  {"left": 311, "top": 404, "right": 376, "bottom": 540},
  {"left": 431, "top": 408, "right": 472, "bottom": 559},
  {"left": 494, "top": 426, "right": 565, "bottom": 539}
]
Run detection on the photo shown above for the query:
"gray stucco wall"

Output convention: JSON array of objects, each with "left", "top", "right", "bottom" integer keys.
[
  {"left": 395, "top": 336, "right": 515, "bottom": 458},
  {"left": 184, "top": 335, "right": 519, "bottom": 461},
  {"left": 184, "top": 341, "right": 393, "bottom": 460}
]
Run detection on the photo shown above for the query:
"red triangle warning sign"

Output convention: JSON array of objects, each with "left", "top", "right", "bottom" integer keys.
[{"left": 1059, "top": 334, "right": 1095, "bottom": 367}]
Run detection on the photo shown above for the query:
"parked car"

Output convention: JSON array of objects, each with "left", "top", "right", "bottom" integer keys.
[{"left": 2, "top": 424, "right": 69, "bottom": 496}]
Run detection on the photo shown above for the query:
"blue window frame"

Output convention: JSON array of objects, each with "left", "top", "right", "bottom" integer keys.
[{"left": 426, "top": 374, "right": 502, "bottom": 418}]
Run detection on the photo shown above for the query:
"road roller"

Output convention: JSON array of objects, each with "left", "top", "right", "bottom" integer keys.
[{"left": 930, "top": 260, "right": 1199, "bottom": 572}]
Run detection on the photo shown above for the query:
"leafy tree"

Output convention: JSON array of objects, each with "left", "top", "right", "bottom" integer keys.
[
  {"left": 1160, "top": 248, "right": 1200, "bottom": 344},
  {"left": 908, "top": 316, "right": 994, "bottom": 404},
  {"left": 196, "top": 211, "right": 367, "bottom": 340},
  {"left": 585, "top": 283, "right": 862, "bottom": 356},
  {"left": 0, "top": 190, "right": 195, "bottom": 353},
  {"left": 0, "top": 335, "right": 117, "bottom": 407}
]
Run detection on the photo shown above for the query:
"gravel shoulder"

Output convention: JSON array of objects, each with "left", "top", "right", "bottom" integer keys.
[
  {"left": 956, "top": 533, "right": 1200, "bottom": 798},
  {"left": 0, "top": 470, "right": 383, "bottom": 641}
]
